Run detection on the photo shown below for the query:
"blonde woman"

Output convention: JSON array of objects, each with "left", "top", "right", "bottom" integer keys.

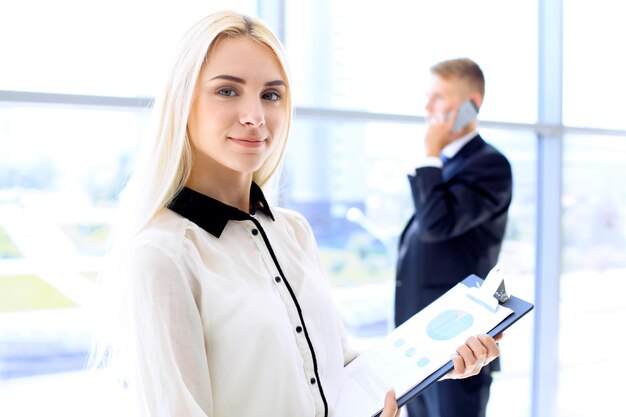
[{"left": 99, "top": 11, "right": 501, "bottom": 417}]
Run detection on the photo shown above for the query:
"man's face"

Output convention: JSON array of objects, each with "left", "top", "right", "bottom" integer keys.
[{"left": 424, "top": 74, "right": 467, "bottom": 119}]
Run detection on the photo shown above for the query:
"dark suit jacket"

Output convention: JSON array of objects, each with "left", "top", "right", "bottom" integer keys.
[{"left": 394, "top": 134, "right": 513, "bottom": 327}]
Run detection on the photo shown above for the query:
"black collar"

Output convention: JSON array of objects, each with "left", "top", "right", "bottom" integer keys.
[{"left": 167, "top": 182, "right": 274, "bottom": 238}]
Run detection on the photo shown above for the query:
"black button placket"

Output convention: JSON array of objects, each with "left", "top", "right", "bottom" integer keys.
[{"left": 247, "top": 216, "right": 329, "bottom": 417}]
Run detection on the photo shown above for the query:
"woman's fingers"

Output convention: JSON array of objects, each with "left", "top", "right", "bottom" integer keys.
[
  {"left": 477, "top": 333, "right": 500, "bottom": 365},
  {"left": 445, "top": 334, "right": 501, "bottom": 379},
  {"left": 380, "top": 388, "right": 399, "bottom": 417},
  {"left": 449, "top": 351, "right": 465, "bottom": 377},
  {"left": 454, "top": 338, "right": 483, "bottom": 377}
]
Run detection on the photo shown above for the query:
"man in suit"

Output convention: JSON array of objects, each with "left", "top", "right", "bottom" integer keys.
[{"left": 395, "top": 58, "right": 513, "bottom": 417}]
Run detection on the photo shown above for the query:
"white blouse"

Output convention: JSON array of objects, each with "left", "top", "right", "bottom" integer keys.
[{"left": 120, "top": 185, "right": 357, "bottom": 417}]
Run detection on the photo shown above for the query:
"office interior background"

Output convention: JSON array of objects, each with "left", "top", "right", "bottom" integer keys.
[{"left": 1, "top": 0, "right": 625, "bottom": 416}]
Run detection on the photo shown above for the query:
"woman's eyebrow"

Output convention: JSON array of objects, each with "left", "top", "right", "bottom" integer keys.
[
  {"left": 265, "top": 80, "right": 286, "bottom": 87},
  {"left": 210, "top": 74, "right": 245, "bottom": 83},
  {"left": 210, "top": 74, "right": 285, "bottom": 87}
]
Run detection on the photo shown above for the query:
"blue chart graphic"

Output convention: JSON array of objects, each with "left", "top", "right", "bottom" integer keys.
[
  {"left": 393, "top": 338, "right": 431, "bottom": 367},
  {"left": 427, "top": 310, "right": 474, "bottom": 340}
]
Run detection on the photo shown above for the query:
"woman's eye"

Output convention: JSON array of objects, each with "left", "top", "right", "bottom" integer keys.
[
  {"left": 217, "top": 88, "right": 237, "bottom": 97},
  {"left": 262, "top": 91, "right": 281, "bottom": 101}
]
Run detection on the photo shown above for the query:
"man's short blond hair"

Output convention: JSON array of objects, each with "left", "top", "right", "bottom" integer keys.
[{"left": 430, "top": 58, "right": 485, "bottom": 99}]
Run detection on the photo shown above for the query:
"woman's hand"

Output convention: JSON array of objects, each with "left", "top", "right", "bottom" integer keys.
[
  {"left": 379, "top": 388, "right": 400, "bottom": 417},
  {"left": 442, "top": 333, "right": 502, "bottom": 380},
  {"left": 379, "top": 333, "right": 502, "bottom": 415}
]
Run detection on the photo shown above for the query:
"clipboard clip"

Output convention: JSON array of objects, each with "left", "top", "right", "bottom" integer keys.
[{"left": 467, "top": 264, "right": 510, "bottom": 312}]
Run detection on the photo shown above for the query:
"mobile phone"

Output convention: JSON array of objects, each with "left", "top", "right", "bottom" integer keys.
[{"left": 449, "top": 99, "right": 479, "bottom": 133}]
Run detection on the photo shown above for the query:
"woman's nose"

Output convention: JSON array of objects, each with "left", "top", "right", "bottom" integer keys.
[{"left": 239, "top": 98, "right": 265, "bottom": 127}]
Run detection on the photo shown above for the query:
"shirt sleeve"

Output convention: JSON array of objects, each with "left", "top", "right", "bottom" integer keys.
[
  {"left": 121, "top": 242, "right": 213, "bottom": 417},
  {"left": 337, "top": 317, "right": 360, "bottom": 365},
  {"left": 284, "top": 210, "right": 360, "bottom": 365},
  {"left": 413, "top": 156, "right": 444, "bottom": 170}
]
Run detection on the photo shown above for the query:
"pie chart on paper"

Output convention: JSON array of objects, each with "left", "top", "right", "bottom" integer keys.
[{"left": 426, "top": 310, "right": 474, "bottom": 340}]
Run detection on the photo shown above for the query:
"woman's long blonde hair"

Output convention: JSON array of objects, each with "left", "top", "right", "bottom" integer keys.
[{"left": 90, "top": 10, "right": 292, "bottom": 370}]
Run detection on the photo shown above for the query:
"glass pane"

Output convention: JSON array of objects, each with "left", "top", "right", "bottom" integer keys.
[
  {"left": 560, "top": 134, "right": 626, "bottom": 416},
  {"left": 0, "top": 0, "right": 256, "bottom": 97},
  {"left": 283, "top": 117, "right": 537, "bottom": 415},
  {"left": 0, "top": 104, "right": 146, "bottom": 416},
  {"left": 563, "top": 1, "right": 626, "bottom": 129},
  {"left": 285, "top": 0, "right": 537, "bottom": 123},
  {"left": 282, "top": 118, "right": 422, "bottom": 340},
  {"left": 482, "top": 128, "right": 537, "bottom": 417}
]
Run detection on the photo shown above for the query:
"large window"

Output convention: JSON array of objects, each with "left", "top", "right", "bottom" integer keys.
[
  {"left": 0, "top": 0, "right": 256, "bottom": 97},
  {"left": 285, "top": 0, "right": 537, "bottom": 122},
  {"left": 563, "top": 0, "right": 626, "bottom": 130},
  {"left": 560, "top": 1, "right": 626, "bottom": 415},
  {"left": 559, "top": 134, "right": 626, "bottom": 415}
]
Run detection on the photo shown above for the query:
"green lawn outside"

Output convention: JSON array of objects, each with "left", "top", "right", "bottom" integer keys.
[
  {"left": 0, "top": 227, "right": 21, "bottom": 259},
  {"left": 59, "top": 224, "right": 110, "bottom": 256},
  {"left": 0, "top": 275, "right": 77, "bottom": 312}
]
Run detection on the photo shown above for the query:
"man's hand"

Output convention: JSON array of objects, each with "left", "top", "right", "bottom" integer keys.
[{"left": 424, "top": 107, "right": 465, "bottom": 158}]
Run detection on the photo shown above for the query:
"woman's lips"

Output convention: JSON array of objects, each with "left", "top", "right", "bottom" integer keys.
[{"left": 229, "top": 137, "right": 267, "bottom": 148}]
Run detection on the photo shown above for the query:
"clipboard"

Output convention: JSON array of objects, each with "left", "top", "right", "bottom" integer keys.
[
  {"left": 335, "top": 267, "right": 534, "bottom": 417},
  {"left": 390, "top": 273, "right": 534, "bottom": 414}
]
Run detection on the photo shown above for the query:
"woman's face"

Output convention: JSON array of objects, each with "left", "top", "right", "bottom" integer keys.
[{"left": 187, "top": 36, "right": 287, "bottom": 181}]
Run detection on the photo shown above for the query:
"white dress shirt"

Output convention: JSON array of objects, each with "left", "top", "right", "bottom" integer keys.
[{"left": 120, "top": 184, "right": 357, "bottom": 417}]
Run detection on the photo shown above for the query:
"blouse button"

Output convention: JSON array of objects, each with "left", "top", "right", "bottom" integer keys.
[
  {"left": 275, "top": 276, "right": 281, "bottom": 283},
  {"left": 251, "top": 229, "right": 259, "bottom": 236},
  {"left": 310, "top": 378, "right": 316, "bottom": 385},
  {"left": 296, "top": 326, "right": 302, "bottom": 333}
]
